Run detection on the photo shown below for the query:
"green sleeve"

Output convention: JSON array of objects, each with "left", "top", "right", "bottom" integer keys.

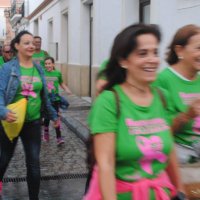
[
  {"left": 99, "top": 59, "right": 108, "bottom": 72},
  {"left": 154, "top": 74, "right": 178, "bottom": 125},
  {"left": 157, "top": 87, "right": 176, "bottom": 125},
  {"left": 58, "top": 70, "right": 63, "bottom": 84},
  {"left": 98, "top": 59, "right": 109, "bottom": 80},
  {"left": 153, "top": 72, "right": 169, "bottom": 90},
  {"left": 88, "top": 90, "right": 118, "bottom": 134},
  {"left": 44, "top": 50, "right": 49, "bottom": 57}
]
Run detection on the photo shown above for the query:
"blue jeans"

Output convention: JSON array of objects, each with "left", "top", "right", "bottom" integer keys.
[{"left": 0, "top": 119, "right": 41, "bottom": 200}]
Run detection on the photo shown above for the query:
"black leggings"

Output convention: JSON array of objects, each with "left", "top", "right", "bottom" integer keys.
[
  {"left": 0, "top": 120, "right": 41, "bottom": 200},
  {"left": 44, "top": 101, "right": 61, "bottom": 138}
]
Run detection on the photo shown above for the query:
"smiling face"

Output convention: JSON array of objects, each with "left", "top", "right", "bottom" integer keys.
[
  {"left": 122, "top": 33, "right": 160, "bottom": 85},
  {"left": 15, "top": 34, "right": 35, "bottom": 58},
  {"left": 45, "top": 59, "right": 54, "bottom": 71},
  {"left": 178, "top": 33, "right": 200, "bottom": 72}
]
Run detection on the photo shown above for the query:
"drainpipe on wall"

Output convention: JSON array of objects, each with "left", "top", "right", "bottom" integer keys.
[{"left": 89, "top": 4, "right": 92, "bottom": 97}]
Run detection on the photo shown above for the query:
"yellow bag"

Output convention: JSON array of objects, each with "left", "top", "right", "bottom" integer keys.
[{"left": 1, "top": 98, "right": 27, "bottom": 142}]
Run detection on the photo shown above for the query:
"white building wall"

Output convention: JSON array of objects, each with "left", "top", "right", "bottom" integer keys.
[
  {"left": 28, "top": 0, "right": 43, "bottom": 14},
  {"left": 68, "top": 0, "right": 81, "bottom": 64},
  {"left": 79, "top": 3, "right": 90, "bottom": 66},
  {"left": 25, "top": 0, "right": 200, "bottom": 67},
  {"left": 91, "top": 0, "right": 139, "bottom": 67},
  {"left": 22, "top": 0, "right": 200, "bottom": 96},
  {"left": 68, "top": 0, "right": 139, "bottom": 67},
  {"left": 176, "top": 1, "right": 200, "bottom": 28},
  {"left": 29, "top": 0, "right": 69, "bottom": 62},
  {"left": 151, "top": 0, "right": 177, "bottom": 68},
  {"left": 122, "top": 0, "right": 139, "bottom": 28},
  {"left": 0, "top": 8, "right": 6, "bottom": 41},
  {"left": 151, "top": 0, "right": 200, "bottom": 68}
]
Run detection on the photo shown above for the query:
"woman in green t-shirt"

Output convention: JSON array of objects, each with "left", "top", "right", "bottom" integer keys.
[
  {"left": 43, "top": 56, "right": 72, "bottom": 145},
  {"left": 0, "top": 31, "right": 59, "bottom": 200},
  {"left": 84, "top": 24, "right": 185, "bottom": 200},
  {"left": 155, "top": 24, "right": 200, "bottom": 164}
]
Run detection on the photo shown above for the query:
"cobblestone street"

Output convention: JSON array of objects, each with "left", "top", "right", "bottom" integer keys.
[{"left": 4, "top": 123, "right": 88, "bottom": 178}]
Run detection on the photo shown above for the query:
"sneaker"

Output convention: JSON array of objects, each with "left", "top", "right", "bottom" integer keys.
[
  {"left": 57, "top": 137, "right": 65, "bottom": 146},
  {"left": 0, "top": 181, "right": 2, "bottom": 194},
  {"left": 43, "top": 133, "right": 49, "bottom": 142}
]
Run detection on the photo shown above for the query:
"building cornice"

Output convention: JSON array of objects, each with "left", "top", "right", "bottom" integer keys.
[{"left": 27, "top": 0, "right": 53, "bottom": 20}]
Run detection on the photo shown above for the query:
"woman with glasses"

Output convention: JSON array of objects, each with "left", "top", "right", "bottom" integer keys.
[{"left": 0, "top": 44, "right": 14, "bottom": 68}]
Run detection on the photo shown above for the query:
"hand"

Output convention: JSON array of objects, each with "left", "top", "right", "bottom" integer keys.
[
  {"left": 96, "top": 79, "right": 108, "bottom": 96},
  {"left": 187, "top": 99, "right": 200, "bottom": 118},
  {"left": 5, "top": 111, "right": 17, "bottom": 123},
  {"left": 60, "top": 91, "right": 72, "bottom": 96}
]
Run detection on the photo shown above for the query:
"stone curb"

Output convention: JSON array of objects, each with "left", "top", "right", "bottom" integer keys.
[{"left": 61, "top": 111, "right": 90, "bottom": 143}]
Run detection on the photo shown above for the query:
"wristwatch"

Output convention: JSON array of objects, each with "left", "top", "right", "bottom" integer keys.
[{"left": 174, "top": 191, "right": 186, "bottom": 200}]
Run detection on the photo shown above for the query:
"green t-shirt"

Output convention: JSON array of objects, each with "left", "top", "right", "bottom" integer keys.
[
  {"left": 98, "top": 59, "right": 108, "bottom": 80},
  {"left": 32, "top": 50, "right": 49, "bottom": 68},
  {"left": 0, "top": 56, "right": 5, "bottom": 68},
  {"left": 45, "top": 70, "right": 63, "bottom": 101},
  {"left": 154, "top": 67, "right": 200, "bottom": 147},
  {"left": 12, "top": 66, "right": 43, "bottom": 122},
  {"left": 88, "top": 85, "right": 174, "bottom": 199}
]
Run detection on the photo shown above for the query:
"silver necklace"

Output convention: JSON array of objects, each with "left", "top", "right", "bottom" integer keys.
[{"left": 126, "top": 81, "right": 146, "bottom": 93}]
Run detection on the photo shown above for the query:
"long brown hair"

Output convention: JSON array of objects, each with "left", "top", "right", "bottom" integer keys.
[{"left": 98, "top": 23, "right": 161, "bottom": 90}]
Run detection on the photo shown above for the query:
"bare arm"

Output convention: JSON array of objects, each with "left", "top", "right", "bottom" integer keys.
[
  {"left": 60, "top": 82, "right": 72, "bottom": 95},
  {"left": 166, "top": 147, "right": 185, "bottom": 193},
  {"left": 95, "top": 79, "right": 108, "bottom": 96},
  {"left": 94, "top": 132, "right": 117, "bottom": 200}
]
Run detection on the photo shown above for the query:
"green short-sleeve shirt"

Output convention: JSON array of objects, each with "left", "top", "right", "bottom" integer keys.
[
  {"left": 155, "top": 67, "right": 200, "bottom": 147},
  {"left": 12, "top": 66, "right": 43, "bottom": 122},
  {"left": 88, "top": 85, "right": 174, "bottom": 199},
  {"left": 98, "top": 59, "right": 108, "bottom": 80},
  {"left": 0, "top": 56, "right": 5, "bottom": 68},
  {"left": 45, "top": 69, "right": 63, "bottom": 101},
  {"left": 32, "top": 50, "right": 49, "bottom": 68}
]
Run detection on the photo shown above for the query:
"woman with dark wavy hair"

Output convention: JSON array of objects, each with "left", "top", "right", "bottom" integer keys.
[
  {"left": 84, "top": 23, "right": 185, "bottom": 200},
  {"left": 0, "top": 30, "right": 58, "bottom": 200}
]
